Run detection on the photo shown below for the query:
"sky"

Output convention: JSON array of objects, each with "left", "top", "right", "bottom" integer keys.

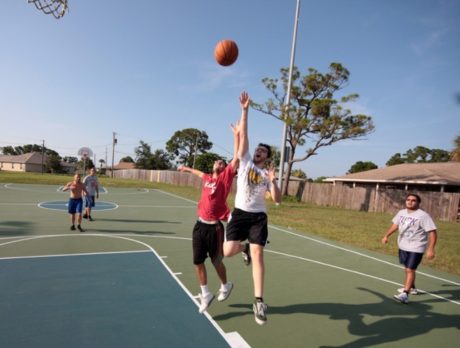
[{"left": 1, "top": 0, "right": 459, "bottom": 178}]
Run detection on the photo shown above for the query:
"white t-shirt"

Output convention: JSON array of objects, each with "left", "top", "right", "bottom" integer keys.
[
  {"left": 392, "top": 208, "right": 437, "bottom": 253},
  {"left": 83, "top": 175, "right": 99, "bottom": 196},
  {"left": 234, "top": 153, "right": 271, "bottom": 213}
]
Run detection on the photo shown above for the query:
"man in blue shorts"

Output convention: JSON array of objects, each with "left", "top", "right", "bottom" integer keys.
[
  {"left": 83, "top": 167, "right": 100, "bottom": 221},
  {"left": 382, "top": 193, "right": 437, "bottom": 304},
  {"left": 63, "top": 174, "right": 88, "bottom": 232}
]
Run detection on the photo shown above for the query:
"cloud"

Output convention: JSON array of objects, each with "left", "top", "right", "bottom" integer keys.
[
  {"left": 410, "top": 28, "right": 449, "bottom": 56},
  {"left": 176, "top": 61, "right": 248, "bottom": 93}
]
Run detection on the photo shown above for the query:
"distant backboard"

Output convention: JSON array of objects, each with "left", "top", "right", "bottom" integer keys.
[
  {"left": 78, "top": 147, "right": 93, "bottom": 158},
  {"left": 28, "top": 0, "right": 68, "bottom": 19}
]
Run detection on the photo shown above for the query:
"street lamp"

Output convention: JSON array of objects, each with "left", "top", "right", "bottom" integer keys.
[{"left": 278, "top": 0, "right": 301, "bottom": 194}]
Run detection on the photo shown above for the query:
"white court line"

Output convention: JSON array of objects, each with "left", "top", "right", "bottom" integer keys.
[
  {"left": 153, "top": 190, "right": 460, "bottom": 289},
  {"left": 37, "top": 201, "right": 119, "bottom": 212},
  {"left": 0, "top": 234, "right": 193, "bottom": 244},
  {"left": 102, "top": 188, "right": 149, "bottom": 195},
  {"left": 153, "top": 189, "right": 198, "bottom": 204},
  {"left": 4, "top": 183, "right": 62, "bottom": 194},
  {"left": 269, "top": 225, "right": 460, "bottom": 287},
  {"left": 267, "top": 249, "right": 460, "bottom": 306},
  {"left": 1, "top": 233, "right": 458, "bottom": 307},
  {"left": 0, "top": 249, "right": 150, "bottom": 261},
  {"left": 118, "top": 204, "right": 195, "bottom": 208},
  {"left": 0, "top": 233, "right": 246, "bottom": 347},
  {"left": 0, "top": 233, "right": 460, "bottom": 308}
]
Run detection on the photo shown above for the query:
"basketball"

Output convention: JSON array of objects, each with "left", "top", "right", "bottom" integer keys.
[{"left": 214, "top": 40, "right": 239, "bottom": 66}]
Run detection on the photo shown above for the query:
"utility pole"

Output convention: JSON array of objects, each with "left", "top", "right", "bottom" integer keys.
[
  {"left": 278, "top": 0, "right": 301, "bottom": 195},
  {"left": 41, "top": 139, "right": 45, "bottom": 174},
  {"left": 111, "top": 132, "right": 117, "bottom": 178},
  {"left": 192, "top": 132, "right": 199, "bottom": 169}
]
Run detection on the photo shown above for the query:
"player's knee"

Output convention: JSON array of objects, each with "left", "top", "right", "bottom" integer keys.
[
  {"left": 223, "top": 242, "right": 236, "bottom": 257},
  {"left": 212, "top": 254, "right": 223, "bottom": 267}
]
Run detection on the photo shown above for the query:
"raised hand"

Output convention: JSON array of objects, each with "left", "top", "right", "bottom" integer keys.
[{"left": 239, "top": 91, "right": 250, "bottom": 110}]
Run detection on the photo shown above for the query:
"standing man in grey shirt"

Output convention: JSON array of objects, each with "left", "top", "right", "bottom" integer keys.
[
  {"left": 382, "top": 193, "right": 437, "bottom": 304},
  {"left": 83, "top": 167, "right": 100, "bottom": 221}
]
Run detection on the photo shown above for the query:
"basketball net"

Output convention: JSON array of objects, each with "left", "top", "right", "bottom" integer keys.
[{"left": 28, "top": 0, "right": 68, "bottom": 19}]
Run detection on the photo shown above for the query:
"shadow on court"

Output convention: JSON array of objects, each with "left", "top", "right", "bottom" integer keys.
[
  {"left": 215, "top": 287, "right": 460, "bottom": 347},
  {"left": 0, "top": 221, "right": 34, "bottom": 237},
  {"left": 85, "top": 228, "right": 176, "bottom": 235}
]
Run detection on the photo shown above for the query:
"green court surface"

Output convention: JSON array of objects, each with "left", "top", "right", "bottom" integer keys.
[{"left": 1, "top": 183, "right": 459, "bottom": 347}]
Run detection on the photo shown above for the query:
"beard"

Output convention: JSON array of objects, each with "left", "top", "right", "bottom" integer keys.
[{"left": 253, "top": 154, "right": 265, "bottom": 165}]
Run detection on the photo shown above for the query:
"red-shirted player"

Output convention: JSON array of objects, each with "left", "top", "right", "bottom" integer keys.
[{"left": 177, "top": 93, "right": 245, "bottom": 313}]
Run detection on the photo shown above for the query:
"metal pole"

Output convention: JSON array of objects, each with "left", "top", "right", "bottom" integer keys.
[
  {"left": 192, "top": 132, "right": 199, "bottom": 169},
  {"left": 278, "top": 0, "right": 300, "bottom": 194},
  {"left": 41, "top": 139, "right": 45, "bottom": 174},
  {"left": 111, "top": 132, "right": 116, "bottom": 178}
]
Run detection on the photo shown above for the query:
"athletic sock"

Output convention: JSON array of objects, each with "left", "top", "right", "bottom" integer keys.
[{"left": 200, "top": 285, "right": 210, "bottom": 296}]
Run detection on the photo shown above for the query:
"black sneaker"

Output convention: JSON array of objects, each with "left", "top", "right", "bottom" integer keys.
[
  {"left": 82, "top": 213, "right": 88, "bottom": 219},
  {"left": 88, "top": 216, "right": 94, "bottom": 221},
  {"left": 77, "top": 225, "right": 85, "bottom": 232},
  {"left": 70, "top": 225, "right": 76, "bottom": 231},
  {"left": 242, "top": 243, "right": 251, "bottom": 266},
  {"left": 253, "top": 300, "right": 268, "bottom": 325}
]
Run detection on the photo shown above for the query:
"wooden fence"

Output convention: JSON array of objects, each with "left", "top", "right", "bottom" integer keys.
[
  {"left": 112, "top": 169, "right": 460, "bottom": 222},
  {"left": 288, "top": 181, "right": 460, "bottom": 222}
]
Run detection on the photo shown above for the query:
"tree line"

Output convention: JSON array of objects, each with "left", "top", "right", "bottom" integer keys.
[{"left": 348, "top": 140, "right": 459, "bottom": 174}]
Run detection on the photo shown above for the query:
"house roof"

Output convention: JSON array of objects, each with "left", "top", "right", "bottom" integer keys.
[
  {"left": 0, "top": 152, "right": 76, "bottom": 169},
  {"left": 113, "top": 162, "right": 136, "bottom": 170},
  {"left": 0, "top": 152, "right": 46, "bottom": 164},
  {"left": 326, "top": 162, "right": 460, "bottom": 186}
]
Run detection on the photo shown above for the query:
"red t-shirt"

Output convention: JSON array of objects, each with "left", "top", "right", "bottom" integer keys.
[{"left": 197, "top": 163, "right": 235, "bottom": 221}]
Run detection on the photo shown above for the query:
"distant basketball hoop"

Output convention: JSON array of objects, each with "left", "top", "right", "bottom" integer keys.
[
  {"left": 78, "top": 147, "right": 93, "bottom": 174},
  {"left": 78, "top": 147, "right": 93, "bottom": 159}
]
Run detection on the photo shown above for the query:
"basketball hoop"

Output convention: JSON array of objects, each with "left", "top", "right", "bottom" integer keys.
[
  {"left": 78, "top": 147, "right": 93, "bottom": 159},
  {"left": 28, "top": 0, "right": 68, "bottom": 19}
]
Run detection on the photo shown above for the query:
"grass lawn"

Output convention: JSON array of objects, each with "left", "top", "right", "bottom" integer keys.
[{"left": 1, "top": 171, "right": 458, "bottom": 276}]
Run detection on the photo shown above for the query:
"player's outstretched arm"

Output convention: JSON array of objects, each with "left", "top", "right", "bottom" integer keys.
[
  {"left": 177, "top": 165, "right": 204, "bottom": 178},
  {"left": 229, "top": 120, "right": 240, "bottom": 171},
  {"left": 238, "top": 91, "right": 250, "bottom": 159}
]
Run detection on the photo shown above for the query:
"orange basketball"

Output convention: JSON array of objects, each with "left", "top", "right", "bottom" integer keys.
[{"left": 214, "top": 40, "right": 239, "bottom": 66}]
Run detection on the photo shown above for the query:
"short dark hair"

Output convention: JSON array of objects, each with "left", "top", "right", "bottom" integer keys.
[
  {"left": 258, "top": 143, "right": 272, "bottom": 158},
  {"left": 406, "top": 193, "right": 421, "bottom": 204}
]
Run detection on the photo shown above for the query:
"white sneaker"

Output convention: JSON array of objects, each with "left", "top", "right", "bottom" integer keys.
[
  {"left": 398, "top": 287, "right": 419, "bottom": 295},
  {"left": 253, "top": 301, "right": 268, "bottom": 325},
  {"left": 198, "top": 292, "right": 215, "bottom": 313},
  {"left": 393, "top": 292, "right": 409, "bottom": 304},
  {"left": 217, "top": 282, "right": 233, "bottom": 302}
]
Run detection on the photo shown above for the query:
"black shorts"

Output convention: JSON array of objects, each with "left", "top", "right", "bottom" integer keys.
[
  {"left": 399, "top": 249, "right": 424, "bottom": 270},
  {"left": 192, "top": 220, "right": 224, "bottom": 265},
  {"left": 226, "top": 208, "right": 268, "bottom": 246}
]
